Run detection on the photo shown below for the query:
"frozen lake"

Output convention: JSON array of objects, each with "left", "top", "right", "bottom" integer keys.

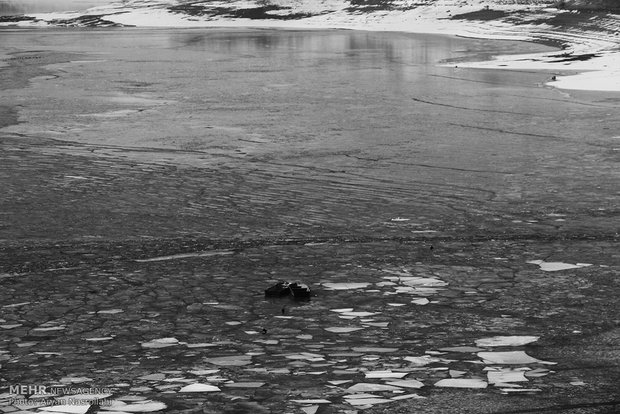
[
  {"left": 1, "top": 28, "right": 619, "bottom": 413},
  {"left": 1, "top": 28, "right": 618, "bottom": 241}
]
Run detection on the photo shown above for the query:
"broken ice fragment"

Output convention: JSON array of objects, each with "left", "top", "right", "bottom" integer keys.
[
  {"left": 301, "top": 406, "right": 319, "bottom": 414},
  {"left": 85, "top": 337, "right": 114, "bottom": 342},
  {"left": 526, "top": 260, "right": 592, "bottom": 272},
  {"left": 500, "top": 388, "right": 541, "bottom": 393},
  {"left": 391, "top": 394, "right": 425, "bottom": 400},
  {"left": 345, "top": 397, "right": 392, "bottom": 406},
  {"left": 141, "top": 338, "right": 179, "bottom": 349},
  {"left": 33, "top": 325, "right": 66, "bottom": 332},
  {"left": 179, "top": 383, "right": 221, "bottom": 392},
  {"left": 434, "top": 379, "right": 487, "bottom": 388},
  {"left": 290, "top": 399, "right": 331, "bottom": 404},
  {"left": 365, "top": 371, "right": 408, "bottom": 379},
  {"left": 475, "top": 336, "right": 539, "bottom": 347},
  {"left": 478, "top": 351, "right": 556, "bottom": 365},
  {"left": 324, "top": 327, "right": 364, "bottom": 333},
  {"left": 328, "top": 380, "right": 351, "bottom": 385},
  {"left": 284, "top": 352, "right": 325, "bottom": 361},
  {"left": 353, "top": 347, "right": 398, "bottom": 353},
  {"left": 59, "top": 377, "right": 93, "bottom": 384},
  {"left": 400, "top": 277, "right": 447, "bottom": 287},
  {"left": 322, "top": 283, "right": 370, "bottom": 290},
  {"left": 346, "top": 383, "right": 401, "bottom": 392},
  {"left": 224, "top": 382, "right": 265, "bottom": 388},
  {"left": 97, "top": 309, "right": 124, "bottom": 314},
  {"left": 411, "top": 298, "right": 430, "bottom": 305},
  {"left": 135, "top": 250, "right": 234, "bottom": 262},
  {"left": 1, "top": 324, "right": 23, "bottom": 329},
  {"left": 139, "top": 373, "right": 166, "bottom": 381},
  {"left": 204, "top": 355, "right": 253, "bottom": 366},
  {"left": 487, "top": 369, "right": 529, "bottom": 384},
  {"left": 404, "top": 356, "right": 440, "bottom": 366},
  {"left": 385, "top": 379, "right": 425, "bottom": 389},
  {"left": 340, "top": 311, "right": 378, "bottom": 317},
  {"left": 525, "top": 368, "right": 551, "bottom": 378}
]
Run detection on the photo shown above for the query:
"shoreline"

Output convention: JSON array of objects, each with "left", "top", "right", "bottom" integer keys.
[{"left": 1, "top": 1, "right": 619, "bottom": 92}]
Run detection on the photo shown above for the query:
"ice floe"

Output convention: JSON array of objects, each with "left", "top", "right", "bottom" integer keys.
[
  {"left": 434, "top": 378, "right": 488, "bottom": 388},
  {"left": 486, "top": 368, "right": 529, "bottom": 385},
  {"left": 179, "top": 383, "right": 221, "bottom": 392},
  {"left": 364, "top": 370, "right": 408, "bottom": 379},
  {"left": 204, "top": 355, "right": 253, "bottom": 366},
  {"left": 385, "top": 379, "right": 425, "bottom": 389},
  {"left": 324, "top": 327, "right": 364, "bottom": 333},
  {"left": 140, "top": 338, "right": 179, "bottom": 349},
  {"left": 478, "top": 351, "right": 556, "bottom": 365},
  {"left": 475, "top": 336, "right": 539, "bottom": 347},
  {"left": 322, "top": 282, "right": 370, "bottom": 290},
  {"left": 346, "top": 383, "right": 401, "bottom": 392},
  {"left": 526, "top": 260, "right": 592, "bottom": 272}
]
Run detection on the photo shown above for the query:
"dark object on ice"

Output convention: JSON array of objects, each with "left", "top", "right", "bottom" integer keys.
[
  {"left": 265, "top": 281, "right": 291, "bottom": 297},
  {"left": 265, "top": 281, "right": 311, "bottom": 300},
  {"left": 289, "top": 282, "right": 311, "bottom": 299}
]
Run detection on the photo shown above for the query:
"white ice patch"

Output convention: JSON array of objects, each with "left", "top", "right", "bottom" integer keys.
[
  {"left": 475, "top": 336, "right": 539, "bottom": 347},
  {"left": 179, "top": 384, "right": 221, "bottom": 392},
  {"left": 322, "top": 282, "right": 370, "bottom": 290},
  {"left": 478, "top": 351, "right": 556, "bottom": 365},
  {"left": 527, "top": 260, "right": 592, "bottom": 272},
  {"left": 324, "top": 327, "right": 364, "bottom": 333},
  {"left": 486, "top": 369, "right": 529, "bottom": 385},
  {"left": 434, "top": 378, "right": 487, "bottom": 388},
  {"left": 141, "top": 338, "right": 179, "bottom": 349}
]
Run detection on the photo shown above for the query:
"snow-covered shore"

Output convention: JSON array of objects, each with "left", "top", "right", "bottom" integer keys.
[{"left": 2, "top": 0, "right": 619, "bottom": 91}]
